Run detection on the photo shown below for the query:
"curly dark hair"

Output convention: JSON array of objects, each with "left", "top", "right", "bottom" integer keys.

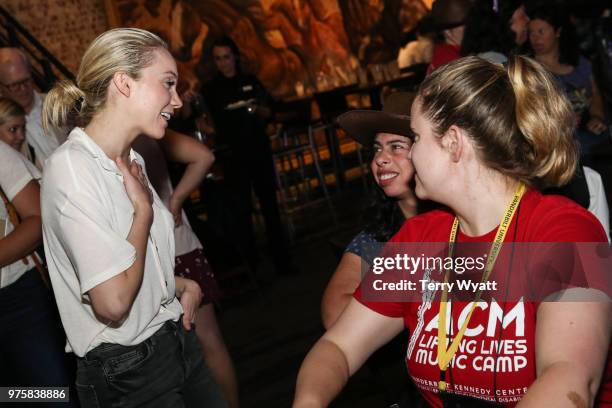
[
  {"left": 362, "top": 180, "right": 439, "bottom": 242},
  {"left": 362, "top": 183, "right": 408, "bottom": 242}
]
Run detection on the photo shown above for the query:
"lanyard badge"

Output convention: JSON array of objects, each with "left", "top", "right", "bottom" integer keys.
[{"left": 437, "top": 182, "right": 525, "bottom": 393}]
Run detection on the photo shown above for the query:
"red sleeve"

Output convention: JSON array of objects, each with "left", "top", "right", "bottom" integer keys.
[
  {"left": 353, "top": 286, "right": 406, "bottom": 318},
  {"left": 530, "top": 199, "right": 607, "bottom": 242},
  {"left": 526, "top": 200, "right": 610, "bottom": 301}
]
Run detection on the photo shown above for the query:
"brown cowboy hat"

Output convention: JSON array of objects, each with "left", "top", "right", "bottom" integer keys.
[
  {"left": 336, "top": 92, "right": 415, "bottom": 147},
  {"left": 431, "top": 0, "right": 472, "bottom": 31}
]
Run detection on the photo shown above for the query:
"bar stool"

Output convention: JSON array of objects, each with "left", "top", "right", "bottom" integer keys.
[{"left": 271, "top": 105, "right": 338, "bottom": 241}]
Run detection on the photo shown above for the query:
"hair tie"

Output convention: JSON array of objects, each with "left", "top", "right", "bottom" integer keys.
[{"left": 75, "top": 95, "right": 85, "bottom": 113}]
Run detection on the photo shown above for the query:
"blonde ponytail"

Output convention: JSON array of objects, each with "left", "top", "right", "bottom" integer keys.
[
  {"left": 42, "top": 80, "right": 86, "bottom": 139},
  {"left": 507, "top": 56, "right": 577, "bottom": 187}
]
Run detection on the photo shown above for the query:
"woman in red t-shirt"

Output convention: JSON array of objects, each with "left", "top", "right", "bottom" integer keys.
[{"left": 293, "top": 55, "right": 610, "bottom": 407}]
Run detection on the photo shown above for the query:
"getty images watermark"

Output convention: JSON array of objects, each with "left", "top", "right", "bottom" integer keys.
[
  {"left": 358, "top": 242, "right": 611, "bottom": 302},
  {"left": 371, "top": 253, "right": 497, "bottom": 292}
]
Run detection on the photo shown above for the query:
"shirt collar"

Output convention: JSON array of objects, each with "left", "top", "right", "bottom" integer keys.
[{"left": 68, "top": 127, "right": 137, "bottom": 175}]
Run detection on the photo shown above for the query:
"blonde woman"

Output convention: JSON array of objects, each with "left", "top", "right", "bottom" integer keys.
[
  {"left": 0, "top": 97, "right": 26, "bottom": 152},
  {"left": 41, "top": 28, "right": 226, "bottom": 407},
  {"left": 0, "top": 96, "right": 40, "bottom": 165},
  {"left": 294, "top": 56, "right": 611, "bottom": 407}
]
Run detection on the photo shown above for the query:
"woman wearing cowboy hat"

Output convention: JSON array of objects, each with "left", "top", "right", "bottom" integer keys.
[{"left": 321, "top": 92, "right": 421, "bottom": 329}]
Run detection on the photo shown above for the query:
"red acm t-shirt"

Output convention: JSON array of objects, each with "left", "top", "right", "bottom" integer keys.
[{"left": 355, "top": 189, "right": 611, "bottom": 407}]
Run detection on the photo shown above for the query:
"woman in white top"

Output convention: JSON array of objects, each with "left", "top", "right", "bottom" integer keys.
[
  {"left": 0, "top": 99, "right": 78, "bottom": 405},
  {"left": 41, "top": 28, "right": 226, "bottom": 407},
  {"left": 0, "top": 97, "right": 27, "bottom": 153},
  {"left": 0, "top": 139, "right": 79, "bottom": 405}
]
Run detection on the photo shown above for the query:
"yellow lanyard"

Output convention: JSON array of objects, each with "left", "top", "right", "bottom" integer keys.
[{"left": 437, "top": 182, "right": 525, "bottom": 393}]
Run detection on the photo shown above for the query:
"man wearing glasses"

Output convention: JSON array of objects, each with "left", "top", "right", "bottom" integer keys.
[{"left": 0, "top": 47, "right": 60, "bottom": 169}]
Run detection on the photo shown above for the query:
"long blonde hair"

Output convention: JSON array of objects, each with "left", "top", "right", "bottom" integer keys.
[
  {"left": 42, "top": 28, "right": 167, "bottom": 138},
  {"left": 418, "top": 55, "right": 576, "bottom": 187}
]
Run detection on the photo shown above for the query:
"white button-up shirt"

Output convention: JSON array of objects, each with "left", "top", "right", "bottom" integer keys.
[
  {"left": 41, "top": 128, "right": 182, "bottom": 357},
  {"left": 0, "top": 140, "right": 41, "bottom": 288}
]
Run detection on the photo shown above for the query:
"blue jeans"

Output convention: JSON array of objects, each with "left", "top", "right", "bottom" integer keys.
[
  {"left": 75, "top": 319, "right": 226, "bottom": 408},
  {"left": 0, "top": 268, "right": 78, "bottom": 407}
]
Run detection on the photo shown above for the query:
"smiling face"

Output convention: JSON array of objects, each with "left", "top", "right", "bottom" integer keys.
[
  {"left": 213, "top": 45, "right": 237, "bottom": 78},
  {"left": 370, "top": 132, "right": 415, "bottom": 199},
  {"left": 529, "top": 18, "right": 559, "bottom": 56},
  {"left": 130, "top": 48, "right": 182, "bottom": 139},
  {"left": 0, "top": 114, "right": 26, "bottom": 151}
]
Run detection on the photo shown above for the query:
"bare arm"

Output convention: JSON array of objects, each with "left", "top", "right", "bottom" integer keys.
[
  {"left": 88, "top": 158, "right": 153, "bottom": 322},
  {"left": 321, "top": 252, "right": 364, "bottom": 329},
  {"left": 159, "top": 129, "right": 214, "bottom": 225},
  {"left": 0, "top": 180, "right": 41, "bottom": 267},
  {"left": 294, "top": 299, "right": 404, "bottom": 407},
  {"left": 518, "top": 289, "right": 611, "bottom": 407}
]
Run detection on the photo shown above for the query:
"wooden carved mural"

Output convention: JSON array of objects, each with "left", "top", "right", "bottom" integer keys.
[{"left": 106, "top": 0, "right": 428, "bottom": 97}]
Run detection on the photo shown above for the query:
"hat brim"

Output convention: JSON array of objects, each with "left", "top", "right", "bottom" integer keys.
[
  {"left": 336, "top": 110, "right": 413, "bottom": 147},
  {"left": 432, "top": 20, "right": 466, "bottom": 32}
]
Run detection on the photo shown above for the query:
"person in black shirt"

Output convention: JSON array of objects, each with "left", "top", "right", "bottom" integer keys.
[{"left": 201, "top": 36, "right": 291, "bottom": 276}]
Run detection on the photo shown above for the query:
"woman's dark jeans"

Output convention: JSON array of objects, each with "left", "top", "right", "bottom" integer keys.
[{"left": 76, "top": 319, "right": 226, "bottom": 408}]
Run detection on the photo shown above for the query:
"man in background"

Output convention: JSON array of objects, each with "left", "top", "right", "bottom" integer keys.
[{"left": 0, "top": 47, "right": 60, "bottom": 169}]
